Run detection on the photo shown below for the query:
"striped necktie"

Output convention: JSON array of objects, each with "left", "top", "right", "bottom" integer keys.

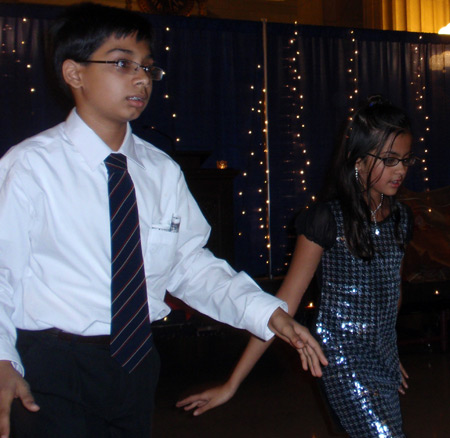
[{"left": 104, "top": 153, "right": 153, "bottom": 373}]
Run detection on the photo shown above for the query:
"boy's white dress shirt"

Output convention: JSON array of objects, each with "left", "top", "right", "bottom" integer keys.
[{"left": 0, "top": 109, "right": 285, "bottom": 375}]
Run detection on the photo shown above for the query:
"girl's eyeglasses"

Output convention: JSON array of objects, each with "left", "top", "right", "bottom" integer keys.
[{"left": 366, "top": 153, "right": 417, "bottom": 167}]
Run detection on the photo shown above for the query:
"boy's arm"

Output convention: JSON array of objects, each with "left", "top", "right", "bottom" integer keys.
[
  {"left": 0, "top": 165, "right": 38, "bottom": 437},
  {"left": 165, "top": 172, "right": 286, "bottom": 340},
  {"left": 0, "top": 167, "right": 31, "bottom": 373},
  {"left": 177, "top": 236, "right": 327, "bottom": 415}
]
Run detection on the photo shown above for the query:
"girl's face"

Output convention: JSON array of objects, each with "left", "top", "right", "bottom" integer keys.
[{"left": 357, "top": 132, "right": 413, "bottom": 201}]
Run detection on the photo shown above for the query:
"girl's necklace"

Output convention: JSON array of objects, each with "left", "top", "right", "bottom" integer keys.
[{"left": 370, "top": 194, "right": 384, "bottom": 236}]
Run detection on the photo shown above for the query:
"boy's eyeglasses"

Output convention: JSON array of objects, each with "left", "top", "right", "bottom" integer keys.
[
  {"left": 366, "top": 153, "right": 417, "bottom": 167},
  {"left": 82, "top": 59, "right": 164, "bottom": 81}
]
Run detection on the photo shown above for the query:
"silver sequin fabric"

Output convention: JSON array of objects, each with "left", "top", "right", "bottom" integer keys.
[{"left": 315, "top": 200, "right": 410, "bottom": 438}]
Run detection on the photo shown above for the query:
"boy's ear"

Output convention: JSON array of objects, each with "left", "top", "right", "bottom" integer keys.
[{"left": 62, "top": 59, "right": 83, "bottom": 89}]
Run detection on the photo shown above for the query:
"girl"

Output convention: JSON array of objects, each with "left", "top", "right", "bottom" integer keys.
[{"left": 177, "top": 95, "right": 415, "bottom": 437}]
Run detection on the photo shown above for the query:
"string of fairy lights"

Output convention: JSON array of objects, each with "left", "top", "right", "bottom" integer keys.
[
  {"left": 275, "top": 23, "right": 313, "bottom": 272},
  {"left": 288, "top": 25, "right": 312, "bottom": 202},
  {"left": 236, "top": 21, "right": 314, "bottom": 276},
  {"left": 151, "top": 25, "right": 182, "bottom": 145},
  {"left": 347, "top": 30, "right": 359, "bottom": 119},
  {"left": 410, "top": 35, "right": 431, "bottom": 193},
  {"left": 235, "top": 59, "right": 269, "bottom": 273}
]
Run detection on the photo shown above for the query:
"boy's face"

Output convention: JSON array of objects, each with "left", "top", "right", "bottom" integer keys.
[{"left": 65, "top": 33, "right": 154, "bottom": 129}]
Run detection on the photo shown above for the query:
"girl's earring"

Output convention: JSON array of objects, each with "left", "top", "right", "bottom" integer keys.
[{"left": 355, "top": 167, "right": 359, "bottom": 182}]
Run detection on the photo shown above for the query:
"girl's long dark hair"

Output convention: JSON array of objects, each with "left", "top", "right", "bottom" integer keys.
[{"left": 323, "top": 95, "right": 412, "bottom": 260}]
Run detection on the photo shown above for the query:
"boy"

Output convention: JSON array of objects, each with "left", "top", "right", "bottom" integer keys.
[{"left": 0, "top": 3, "right": 327, "bottom": 437}]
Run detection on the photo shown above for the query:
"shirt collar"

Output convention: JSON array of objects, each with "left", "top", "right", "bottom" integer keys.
[{"left": 64, "top": 108, "right": 145, "bottom": 171}]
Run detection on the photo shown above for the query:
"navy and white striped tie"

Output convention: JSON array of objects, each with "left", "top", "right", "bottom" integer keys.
[{"left": 104, "top": 153, "right": 153, "bottom": 373}]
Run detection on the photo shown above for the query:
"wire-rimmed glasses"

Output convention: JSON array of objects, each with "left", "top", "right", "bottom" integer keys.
[{"left": 81, "top": 59, "right": 164, "bottom": 81}]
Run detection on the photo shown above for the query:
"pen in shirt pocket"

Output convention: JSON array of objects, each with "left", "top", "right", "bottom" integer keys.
[
  {"left": 169, "top": 214, "right": 181, "bottom": 232},
  {"left": 151, "top": 214, "right": 181, "bottom": 233}
]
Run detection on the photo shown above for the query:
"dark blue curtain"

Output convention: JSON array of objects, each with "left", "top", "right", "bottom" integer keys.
[
  {"left": 1, "top": 4, "right": 449, "bottom": 277},
  {"left": 266, "top": 23, "right": 450, "bottom": 276}
]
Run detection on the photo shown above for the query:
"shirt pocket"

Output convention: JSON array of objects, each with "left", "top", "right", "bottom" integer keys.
[{"left": 144, "top": 226, "right": 178, "bottom": 279}]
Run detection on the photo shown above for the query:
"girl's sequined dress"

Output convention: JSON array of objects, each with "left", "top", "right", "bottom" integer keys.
[{"left": 297, "top": 200, "right": 411, "bottom": 438}]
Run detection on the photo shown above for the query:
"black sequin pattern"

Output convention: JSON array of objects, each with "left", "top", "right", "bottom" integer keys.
[{"left": 315, "top": 200, "right": 409, "bottom": 437}]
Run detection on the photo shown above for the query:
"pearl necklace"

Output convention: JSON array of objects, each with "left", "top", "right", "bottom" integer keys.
[{"left": 370, "top": 194, "right": 384, "bottom": 236}]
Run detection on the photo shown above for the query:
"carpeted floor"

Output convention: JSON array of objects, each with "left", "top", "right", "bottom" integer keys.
[{"left": 152, "top": 314, "right": 450, "bottom": 438}]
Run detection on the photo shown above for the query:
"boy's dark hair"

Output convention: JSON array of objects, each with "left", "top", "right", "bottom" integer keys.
[
  {"left": 49, "top": 2, "right": 154, "bottom": 96},
  {"left": 325, "top": 95, "right": 412, "bottom": 260}
]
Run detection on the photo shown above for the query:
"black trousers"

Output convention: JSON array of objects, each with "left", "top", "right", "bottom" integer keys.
[{"left": 11, "top": 329, "right": 160, "bottom": 438}]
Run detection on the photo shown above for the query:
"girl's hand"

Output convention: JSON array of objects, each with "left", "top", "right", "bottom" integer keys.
[
  {"left": 398, "top": 361, "right": 409, "bottom": 395},
  {"left": 176, "top": 382, "right": 237, "bottom": 416}
]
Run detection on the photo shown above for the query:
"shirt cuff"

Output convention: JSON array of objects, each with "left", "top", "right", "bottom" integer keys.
[
  {"left": 11, "top": 360, "right": 24, "bottom": 376},
  {"left": 0, "top": 342, "right": 25, "bottom": 376},
  {"left": 253, "top": 298, "right": 289, "bottom": 341}
]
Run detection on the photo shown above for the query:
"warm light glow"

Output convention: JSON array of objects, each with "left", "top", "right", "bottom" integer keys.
[
  {"left": 429, "top": 51, "right": 450, "bottom": 71},
  {"left": 216, "top": 160, "right": 228, "bottom": 170},
  {"left": 438, "top": 23, "right": 450, "bottom": 34}
]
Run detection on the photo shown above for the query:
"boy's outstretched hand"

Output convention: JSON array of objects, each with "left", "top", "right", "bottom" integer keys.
[
  {"left": 0, "top": 361, "right": 40, "bottom": 438},
  {"left": 268, "top": 307, "right": 328, "bottom": 377}
]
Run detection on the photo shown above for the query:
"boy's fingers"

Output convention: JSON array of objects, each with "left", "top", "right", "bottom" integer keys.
[
  {"left": 0, "top": 365, "right": 40, "bottom": 438},
  {"left": 298, "top": 333, "right": 327, "bottom": 365},
  {"left": 285, "top": 323, "right": 328, "bottom": 376},
  {"left": 0, "top": 394, "right": 13, "bottom": 438},
  {"left": 15, "top": 380, "right": 39, "bottom": 412}
]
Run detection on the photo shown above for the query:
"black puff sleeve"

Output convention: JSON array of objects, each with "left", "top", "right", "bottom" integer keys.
[{"left": 294, "top": 202, "right": 337, "bottom": 250}]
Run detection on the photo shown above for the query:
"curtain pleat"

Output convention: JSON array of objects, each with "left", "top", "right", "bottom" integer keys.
[{"left": 385, "top": 0, "right": 450, "bottom": 33}]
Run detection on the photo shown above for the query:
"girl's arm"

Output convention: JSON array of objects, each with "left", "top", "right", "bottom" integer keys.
[{"left": 176, "top": 235, "right": 325, "bottom": 416}]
